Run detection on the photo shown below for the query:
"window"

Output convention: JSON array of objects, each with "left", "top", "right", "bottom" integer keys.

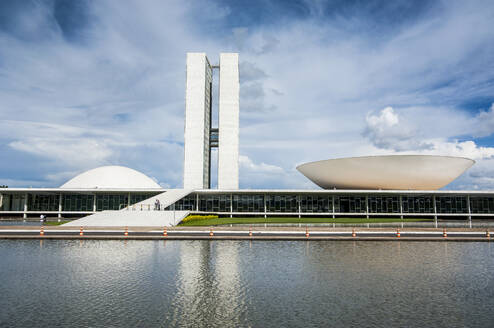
[
  {"left": 300, "top": 195, "right": 330, "bottom": 213},
  {"left": 63, "top": 194, "right": 94, "bottom": 212}
]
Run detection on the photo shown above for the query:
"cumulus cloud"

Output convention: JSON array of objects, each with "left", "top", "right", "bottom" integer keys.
[
  {"left": 363, "top": 106, "right": 494, "bottom": 160},
  {"left": 363, "top": 107, "right": 432, "bottom": 151},
  {"left": 474, "top": 103, "right": 494, "bottom": 137},
  {"left": 421, "top": 140, "right": 494, "bottom": 161}
]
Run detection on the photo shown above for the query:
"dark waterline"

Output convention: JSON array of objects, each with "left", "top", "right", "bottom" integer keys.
[{"left": 1, "top": 240, "right": 493, "bottom": 327}]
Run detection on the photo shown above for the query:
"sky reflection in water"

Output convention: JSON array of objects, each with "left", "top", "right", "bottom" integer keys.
[{"left": 0, "top": 240, "right": 493, "bottom": 327}]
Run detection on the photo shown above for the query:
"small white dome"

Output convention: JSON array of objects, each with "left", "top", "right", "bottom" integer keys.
[{"left": 60, "top": 166, "right": 161, "bottom": 189}]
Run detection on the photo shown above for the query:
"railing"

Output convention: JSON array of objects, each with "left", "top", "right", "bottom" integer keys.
[{"left": 126, "top": 204, "right": 169, "bottom": 211}]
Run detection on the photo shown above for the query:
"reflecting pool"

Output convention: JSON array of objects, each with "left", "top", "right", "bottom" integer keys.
[{"left": 1, "top": 240, "right": 493, "bottom": 327}]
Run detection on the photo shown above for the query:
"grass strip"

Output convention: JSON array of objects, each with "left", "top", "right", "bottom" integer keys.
[
  {"left": 178, "top": 217, "right": 433, "bottom": 226},
  {"left": 44, "top": 220, "right": 71, "bottom": 226}
]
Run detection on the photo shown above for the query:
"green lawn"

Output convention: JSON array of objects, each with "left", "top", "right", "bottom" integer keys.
[
  {"left": 178, "top": 217, "right": 433, "bottom": 226},
  {"left": 44, "top": 220, "right": 71, "bottom": 226}
]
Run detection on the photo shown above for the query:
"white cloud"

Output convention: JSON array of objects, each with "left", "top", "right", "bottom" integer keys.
[
  {"left": 239, "top": 155, "right": 284, "bottom": 174},
  {"left": 363, "top": 106, "right": 494, "bottom": 161},
  {"left": 9, "top": 138, "right": 113, "bottom": 168},
  {"left": 363, "top": 107, "right": 432, "bottom": 151},
  {"left": 239, "top": 155, "right": 312, "bottom": 189},
  {"left": 420, "top": 140, "right": 494, "bottom": 161},
  {"left": 474, "top": 104, "right": 494, "bottom": 137}
]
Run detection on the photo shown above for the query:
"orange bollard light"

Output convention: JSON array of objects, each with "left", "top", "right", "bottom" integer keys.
[
  {"left": 163, "top": 227, "right": 168, "bottom": 237},
  {"left": 80, "top": 227, "right": 84, "bottom": 236},
  {"left": 124, "top": 226, "right": 129, "bottom": 237},
  {"left": 396, "top": 228, "right": 401, "bottom": 238},
  {"left": 209, "top": 227, "right": 214, "bottom": 237},
  {"left": 249, "top": 226, "right": 252, "bottom": 237},
  {"left": 305, "top": 226, "right": 309, "bottom": 238},
  {"left": 443, "top": 228, "right": 447, "bottom": 238},
  {"left": 487, "top": 229, "right": 490, "bottom": 238},
  {"left": 40, "top": 226, "right": 44, "bottom": 236},
  {"left": 352, "top": 228, "right": 356, "bottom": 238}
]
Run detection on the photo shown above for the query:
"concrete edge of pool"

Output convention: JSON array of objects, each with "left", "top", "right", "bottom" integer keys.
[{"left": 1, "top": 226, "right": 493, "bottom": 241}]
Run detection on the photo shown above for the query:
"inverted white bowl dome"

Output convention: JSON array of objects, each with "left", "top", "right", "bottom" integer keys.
[
  {"left": 60, "top": 166, "right": 161, "bottom": 189},
  {"left": 296, "top": 155, "right": 474, "bottom": 190}
]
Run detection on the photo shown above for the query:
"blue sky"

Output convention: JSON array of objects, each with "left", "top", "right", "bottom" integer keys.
[{"left": 1, "top": 0, "right": 494, "bottom": 189}]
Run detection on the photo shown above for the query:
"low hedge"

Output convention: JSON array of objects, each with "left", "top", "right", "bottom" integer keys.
[{"left": 180, "top": 215, "right": 218, "bottom": 224}]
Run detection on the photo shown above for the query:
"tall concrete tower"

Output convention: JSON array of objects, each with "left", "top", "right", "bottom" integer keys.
[
  {"left": 218, "top": 53, "right": 239, "bottom": 189},
  {"left": 183, "top": 53, "right": 213, "bottom": 189},
  {"left": 183, "top": 52, "right": 239, "bottom": 190}
]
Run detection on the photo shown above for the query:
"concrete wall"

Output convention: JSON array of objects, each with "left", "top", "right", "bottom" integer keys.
[
  {"left": 218, "top": 53, "right": 240, "bottom": 189},
  {"left": 184, "top": 53, "right": 212, "bottom": 189}
]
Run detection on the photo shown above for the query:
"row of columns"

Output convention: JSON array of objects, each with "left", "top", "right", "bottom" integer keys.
[
  {"left": 6, "top": 192, "right": 477, "bottom": 220},
  {"left": 18, "top": 193, "right": 140, "bottom": 217},
  {"left": 190, "top": 193, "right": 475, "bottom": 219},
  {"left": 18, "top": 193, "right": 97, "bottom": 218}
]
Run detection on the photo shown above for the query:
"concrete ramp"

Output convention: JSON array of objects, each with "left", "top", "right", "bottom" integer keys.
[
  {"left": 64, "top": 210, "right": 190, "bottom": 227},
  {"left": 126, "top": 189, "right": 194, "bottom": 210},
  {"left": 64, "top": 189, "right": 194, "bottom": 227}
]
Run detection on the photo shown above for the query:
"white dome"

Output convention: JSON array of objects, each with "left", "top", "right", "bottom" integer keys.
[{"left": 60, "top": 166, "right": 161, "bottom": 189}]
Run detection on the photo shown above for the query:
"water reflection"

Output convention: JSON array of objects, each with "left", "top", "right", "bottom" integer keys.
[
  {"left": 213, "top": 242, "right": 243, "bottom": 325},
  {"left": 0, "top": 240, "right": 494, "bottom": 327}
]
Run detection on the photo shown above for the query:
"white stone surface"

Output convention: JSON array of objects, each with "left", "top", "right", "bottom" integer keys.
[
  {"left": 126, "top": 189, "right": 193, "bottom": 210},
  {"left": 184, "top": 53, "right": 212, "bottom": 189},
  {"left": 63, "top": 210, "right": 190, "bottom": 227},
  {"left": 218, "top": 53, "right": 239, "bottom": 189},
  {"left": 297, "top": 155, "right": 475, "bottom": 190},
  {"left": 60, "top": 166, "right": 161, "bottom": 189},
  {"left": 63, "top": 190, "right": 193, "bottom": 227}
]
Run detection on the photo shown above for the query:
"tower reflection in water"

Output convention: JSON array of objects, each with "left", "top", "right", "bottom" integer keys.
[{"left": 172, "top": 241, "right": 244, "bottom": 325}]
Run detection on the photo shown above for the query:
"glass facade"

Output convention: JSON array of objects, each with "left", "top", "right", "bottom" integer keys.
[
  {"left": 233, "top": 194, "right": 263, "bottom": 212},
  {"left": 0, "top": 194, "right": 26, "bottom": 211},
  {"left": 334, "top": 196, "right": 366, "bottom": 213},
  {"left": 470, "top": 196, "right": 494, "bottom": 214},
  {"left": 436, "top": 196, "right": 468, "bottom": 214},
  {"left": 368, "top": 196, "right": 400, "bottom": 214},
  {"left": 402, "top": 195, "right": 434, "bottom": 213},
  {"left": 300, "top": 195, "right": 331, "bottom": 213},
  {"left": 130, "top": 193, "right": 160, "bottom": 206},
  {"left": 200, "top": 194, "right": 231, "bottom": 212},
  {"left": 266, "top": 195, "right": 298, "bottom": 213},
  {"left": 63, "top": 194, "right": 94, "bottom": 212},
  {"left": 3, "top": 192, "right": 494, "bottom": 217},
  {"left": 96, "top": 194, "right": 128, "bottom": 211},
  {"left": 28, "top": 194, "right": 59, "bottom": 212},
  {"left": 168, "top": 194, "right": 197, "bottom": 211}
]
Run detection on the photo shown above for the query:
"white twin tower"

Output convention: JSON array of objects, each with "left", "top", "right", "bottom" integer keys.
[{"left": 183, "top": 53, "right": 239, "bottom": 190}]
